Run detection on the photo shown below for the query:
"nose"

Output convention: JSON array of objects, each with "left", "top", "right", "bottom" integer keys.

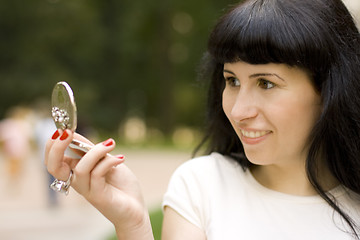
[{"left": 230, "top": 90, "right": 258, "bottom": 123}]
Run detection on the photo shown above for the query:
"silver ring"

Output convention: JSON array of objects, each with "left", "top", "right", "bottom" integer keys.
[{"left": 50, "top": 170, "right": 73, "bottom": 195}]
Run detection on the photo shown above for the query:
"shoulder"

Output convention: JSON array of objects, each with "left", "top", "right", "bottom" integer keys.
[
  {"left": 164, "top": 152, "right": 248, "bottom": 204},
  {"left": 163, "top": 152, "right": 246, "bottom": 229}
]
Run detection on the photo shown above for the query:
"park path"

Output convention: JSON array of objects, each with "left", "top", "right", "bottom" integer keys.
[{"left": 0, "top": 148, "right": 189, "bottom": 240}]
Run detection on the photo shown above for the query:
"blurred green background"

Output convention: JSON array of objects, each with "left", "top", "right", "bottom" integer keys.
[
  {"left": 0, "top": 0, "right": 359, "bottom": 143},
  {"left": 0, "top": 0, "right": 237, "bottom": 146}
]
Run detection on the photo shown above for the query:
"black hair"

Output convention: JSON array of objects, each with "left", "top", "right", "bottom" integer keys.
[{"left": 196, "top": 0, "right": 360, "bottom": 238}]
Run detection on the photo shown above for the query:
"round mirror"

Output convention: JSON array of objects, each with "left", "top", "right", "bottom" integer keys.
[
  {"left": 51, "top": 81, "right": 92, "bottom": 153},
  {"left": 51, "top": 81, "right": 77, "bottom": 132}
]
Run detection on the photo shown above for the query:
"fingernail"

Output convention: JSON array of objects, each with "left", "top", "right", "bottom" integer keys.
[
  {"left": 115, "top": 154, "right": 125, "bottom": 160},
  {"left": 60, "top": 130, "right": 69, "bottom": 141},
  {"left": 102, "top": 138, "right": 114, "bottom": 147},
  {"left": 52, "top": 130, "right": 60, "bottom": 140}
]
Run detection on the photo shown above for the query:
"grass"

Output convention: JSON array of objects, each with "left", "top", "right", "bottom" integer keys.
[
  {"left": 107, "top": 208, "right": 163, "bottom": 240},
  {"left": 149, "top": 208, "right": 164, "bottom": 240}
]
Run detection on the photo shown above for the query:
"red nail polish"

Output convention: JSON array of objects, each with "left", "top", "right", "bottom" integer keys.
[
  {"left": 60, "top": 131, "right": 69, "bottom": 141},
  {"left": 102, "top": 138, "right": 114, "bottom": 146},
  {"left": 52, "top": 130, "right": 60, "bottom": 140},
  {"left": 115, "top": 154, "right": 125, "bottom": 160}
]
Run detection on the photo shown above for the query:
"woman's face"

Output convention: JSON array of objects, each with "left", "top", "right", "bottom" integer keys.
[{"left": 222, "top": 61, "right": 322, "bottom": 167}]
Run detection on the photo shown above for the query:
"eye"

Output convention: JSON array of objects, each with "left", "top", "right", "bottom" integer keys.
[
  {"left": 225, "top": 76, "right": 240, "bottom": 87},
  {"left": 257, "top": 78, "right": 275, "bottom": 89}
]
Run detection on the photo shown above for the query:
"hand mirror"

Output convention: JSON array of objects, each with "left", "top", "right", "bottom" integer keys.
[{"left": 51, "top": 81, "right": 92, "bottom": 153}]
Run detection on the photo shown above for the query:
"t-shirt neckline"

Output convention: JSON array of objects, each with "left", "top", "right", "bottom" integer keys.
[{"left": 243, "top": 168, "right": 346, "bottom": 203}]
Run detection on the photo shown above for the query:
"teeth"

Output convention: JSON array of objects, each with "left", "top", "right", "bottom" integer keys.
[{"left": 241, "top": 130, "right": 268, "bottom": 138}]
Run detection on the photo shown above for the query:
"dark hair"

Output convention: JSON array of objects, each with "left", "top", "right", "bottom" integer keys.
[{"left": 196, "top": 0, "right": 360, "bottom": 237}]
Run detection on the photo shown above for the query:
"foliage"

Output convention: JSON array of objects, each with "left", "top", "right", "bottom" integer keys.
[
  {"left": 0, "top": 0, "right": 237, "bottom": 136},
  {"left": 149, "top": 208, "right": 164, "bottom": 240}
]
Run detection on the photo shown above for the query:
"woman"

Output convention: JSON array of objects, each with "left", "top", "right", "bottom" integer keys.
[{"left": 46, "top": 0, "right": 360, "bottom": 239}]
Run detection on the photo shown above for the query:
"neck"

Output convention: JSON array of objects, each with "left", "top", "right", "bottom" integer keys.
[{"left": 250, "top": 161, "right": 339, "bottom": 196}]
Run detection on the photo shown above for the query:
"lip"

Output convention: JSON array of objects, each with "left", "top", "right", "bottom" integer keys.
[{"left": 239, "top": 128, "right": 272, "bottom": 145}]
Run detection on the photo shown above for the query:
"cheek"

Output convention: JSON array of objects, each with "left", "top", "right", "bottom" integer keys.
[{"left": 271, "top": 94, "right": 321, "bottom": 146}]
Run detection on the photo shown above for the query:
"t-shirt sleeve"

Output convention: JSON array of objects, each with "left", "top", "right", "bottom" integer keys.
[{"left": 162, "top": 158, "right": 208, "bottom": 230}]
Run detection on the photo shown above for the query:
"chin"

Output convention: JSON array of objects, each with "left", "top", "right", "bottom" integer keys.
[{"left": 244, "top": 152, "right": 273, "bottom": 166}]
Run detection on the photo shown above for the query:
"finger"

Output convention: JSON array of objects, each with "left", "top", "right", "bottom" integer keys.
[
  {"left": 76, "top": 138, "right": 116, "bottom": 172},
  {"left": 44, "top": 129, "right": 61, "bottom": 166},
  {"left": 88, "top": 155, "right": 125, "bottom": 198},
  {"left": 47, "top": 129, "right": 74, "bottom": 181},
  {"left": 73, "top": 132, "right": 94, "bottom": 146},
  {"left": 68, "top": 133, "right": 95, "bottom": 157},
  {"left": 72, "top": 138, "right": 116, "bottom": 193},
  {"left": 67, "top": 156, "right": 81, "bottom": 169},
  {"left": 46, "top": 130, "right": 80, "bottom": 178},
  {"left": 91, "top": 154, "right": 125, "bottom": 180}
]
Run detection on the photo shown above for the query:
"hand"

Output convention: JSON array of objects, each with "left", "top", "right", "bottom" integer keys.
[{"left": 45, "top": 129, "right": 153, "bottom": 239}]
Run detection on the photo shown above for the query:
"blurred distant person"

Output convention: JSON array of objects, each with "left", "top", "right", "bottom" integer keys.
[
  {"left": 34, "top": 101, "right": 58, "bottom": 207},
  {"left": 0, "top": 106, "right": 32, "bottom": 186}
]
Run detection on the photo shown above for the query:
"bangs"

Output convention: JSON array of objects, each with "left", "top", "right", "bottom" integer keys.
[{"left": 208, "top": 0, "right": 333, "bottom": 72}]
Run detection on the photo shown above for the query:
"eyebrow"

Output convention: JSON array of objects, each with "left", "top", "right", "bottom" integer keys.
[{"left": 223, "top": 70, "right": 285, "bottom": 81}]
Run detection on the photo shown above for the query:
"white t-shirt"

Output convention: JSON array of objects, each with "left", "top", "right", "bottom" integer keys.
[{"left": 163, "top": 152, "right": 360, "bottom": 240}]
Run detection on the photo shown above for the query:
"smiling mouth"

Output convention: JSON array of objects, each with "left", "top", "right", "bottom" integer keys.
[{"left": 240, "top": 130, "right": 270, "bottom": 138}]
